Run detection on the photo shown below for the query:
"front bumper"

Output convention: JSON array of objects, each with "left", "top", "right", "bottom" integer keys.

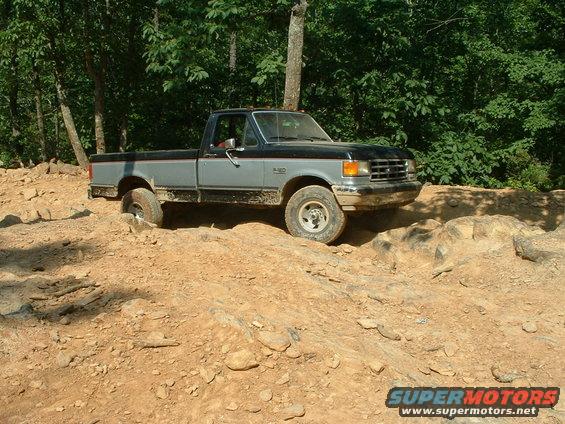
[{"left": 332, "top": 180, "right": 422, "bottom": 211}]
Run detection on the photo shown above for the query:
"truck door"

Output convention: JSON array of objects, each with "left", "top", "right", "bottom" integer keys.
[{"left": 198, "top": 113, "right": 265, "bottom": 203}]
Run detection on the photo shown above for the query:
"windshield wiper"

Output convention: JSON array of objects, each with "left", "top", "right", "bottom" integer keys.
[
  {"left": 269, "top": 136, "right": 299, "bottom": 141},
  {"left": 303, "top": 136, "right": 330, "bottom": 141}
]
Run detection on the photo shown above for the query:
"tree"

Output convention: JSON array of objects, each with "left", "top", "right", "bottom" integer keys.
[{"left": 283, "top": 0, "right": 308, "bottom": 110}]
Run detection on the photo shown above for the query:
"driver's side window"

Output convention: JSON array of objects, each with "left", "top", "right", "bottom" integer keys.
[{"left": 212, "top": 115, "right": 258, "bottom": 149}]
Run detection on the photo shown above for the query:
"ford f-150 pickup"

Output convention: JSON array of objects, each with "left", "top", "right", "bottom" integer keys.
[{"left": 89, "top": 108, "right": 421, "bottom": 243}]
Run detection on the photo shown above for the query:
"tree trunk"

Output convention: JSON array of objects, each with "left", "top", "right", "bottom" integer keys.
[
  {"left": 83, "top": 0, "right": 108, "bottom": 154},
  {"left": 119, "top": 116, "right": 128, "bottom": 152},
  {"left": 49, "top": 35, "right": 89, "bottom": 168},
  {"left": 229, "top": 31, "right": 237, "bottom": 73},
  {"left": 32, "top": 63, "right": 48, "bottom": 161},
  {"left": 86, "top": 61, "right": 106, "bottom": 154},
  {"left": 283, "top": 0, "right": 308, "bottom": 111}
]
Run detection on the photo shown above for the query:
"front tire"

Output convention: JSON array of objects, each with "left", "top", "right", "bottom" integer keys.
[
  {"left": 285, "top": 185, "right": 347, "bottom": 244},
  {"left": 121, "top": 188, "right": 163, "bottom": 227}
]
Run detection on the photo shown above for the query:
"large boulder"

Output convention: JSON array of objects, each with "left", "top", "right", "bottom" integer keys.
[
  {"left": 513, "top": 222, "right": 564, "bottom": 263},
  {"left": 372, "top": 215, "right": 547, "bottom": 270},
  {"left": 57, "top": 161, "right": 83, "bottom": 176}
]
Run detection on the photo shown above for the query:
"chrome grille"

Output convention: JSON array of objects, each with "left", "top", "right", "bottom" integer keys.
[{"left": 370, "top": 159, "right": 408, "bottom": 181}]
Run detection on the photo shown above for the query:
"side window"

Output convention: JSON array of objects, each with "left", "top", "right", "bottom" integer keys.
[
  {"left": 212, "top": 115, "right": 246, "bottom": 149},
  {"left": 242, "top": 119, "right": 258, "bottom": 147}
]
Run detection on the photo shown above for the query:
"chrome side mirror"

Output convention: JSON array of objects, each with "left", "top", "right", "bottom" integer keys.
[{"left": 224, "top": 138, "right": 236, "bottom": 150}]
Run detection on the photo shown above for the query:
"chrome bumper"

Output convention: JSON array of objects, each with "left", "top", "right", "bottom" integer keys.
[{"left": 332, "top": 180, "right": 422, "bottom": 210}]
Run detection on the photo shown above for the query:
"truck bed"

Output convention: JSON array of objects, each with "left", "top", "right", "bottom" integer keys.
[{"left": 90, "top": 149, "right": 199, "bottom": 163}]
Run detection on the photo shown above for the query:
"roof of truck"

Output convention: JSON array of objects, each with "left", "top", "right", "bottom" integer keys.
[{"left": 212, "top": 107, "right": 307, "bottom": 114}]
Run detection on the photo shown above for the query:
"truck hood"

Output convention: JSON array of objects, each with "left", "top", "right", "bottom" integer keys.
[{"left": 265, "top": 141, "right": 414, "bottom": 160}]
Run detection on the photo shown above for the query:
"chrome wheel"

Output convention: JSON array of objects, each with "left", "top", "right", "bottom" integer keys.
[{"left": 298, "top": 201, "right": 329, "bottom": 233}]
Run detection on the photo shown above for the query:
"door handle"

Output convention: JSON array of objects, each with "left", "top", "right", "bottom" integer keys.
[
  {"left": 225, "top": 149, "right": 240, "bottom": 168},
  {"left": 203, "top": 153, "right": 217, "bottom": 158}
]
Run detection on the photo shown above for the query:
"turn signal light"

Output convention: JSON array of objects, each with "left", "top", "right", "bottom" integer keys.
[{"left": 342, "top": 161, "right": 359, "bottom": 176}]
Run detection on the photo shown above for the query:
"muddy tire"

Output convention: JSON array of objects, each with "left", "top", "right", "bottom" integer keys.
[
  {"left": 285, "top": 185, "right": 347, "bottom": 244},
  {"left": 121, "top": 188, "right": 163, "bottom": 227}
]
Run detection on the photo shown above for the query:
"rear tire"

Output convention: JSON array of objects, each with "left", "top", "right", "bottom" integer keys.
[
  {"left": 285, "top": 185, "right": 347, "bottom": 244},
  {"left": 121, "top": 188, "right": 163, "bottom": 227}
]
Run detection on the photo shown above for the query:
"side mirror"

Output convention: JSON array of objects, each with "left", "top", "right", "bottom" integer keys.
[{"left": 224, "top": 138, "right": 236, "bottom": 149}]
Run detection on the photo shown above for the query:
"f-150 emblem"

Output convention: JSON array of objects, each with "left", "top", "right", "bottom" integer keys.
[{"left": 273, "top": 167, "right": 287, "bottom": 174}]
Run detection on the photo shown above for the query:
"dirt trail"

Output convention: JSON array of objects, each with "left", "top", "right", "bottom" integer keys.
[{"left": 0, "top": 168, "right": 563, "bottom": 423}]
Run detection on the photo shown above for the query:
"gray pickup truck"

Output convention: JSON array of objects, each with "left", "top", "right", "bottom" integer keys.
[{"left": 89, "top": 108, "right": 421, "bottom": 243}]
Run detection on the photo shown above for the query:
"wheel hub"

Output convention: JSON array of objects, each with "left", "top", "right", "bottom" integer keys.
[{"left": 298, "top": 201, "right": 329, "bottom": 233}]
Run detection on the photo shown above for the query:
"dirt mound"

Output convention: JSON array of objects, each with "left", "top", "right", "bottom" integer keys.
[{"left": 0, "top": 174, "right": 564, "bottom": 423}]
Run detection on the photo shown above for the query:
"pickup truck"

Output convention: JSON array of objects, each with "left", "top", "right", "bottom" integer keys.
[{"left": 89, "top": 108, "right": 421, "bottom": 243}]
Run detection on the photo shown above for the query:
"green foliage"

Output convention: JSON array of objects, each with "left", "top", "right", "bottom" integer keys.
[{"left": 0, "top": 0, "right": 563, "bottom": 191}]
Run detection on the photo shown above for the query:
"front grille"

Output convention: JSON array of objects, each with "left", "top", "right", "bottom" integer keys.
[{"left": 370, "top": 159, "right": 408, "bottom": 181}]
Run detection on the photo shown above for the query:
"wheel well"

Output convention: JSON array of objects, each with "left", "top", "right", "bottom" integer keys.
[
  {"left": 281, "top": 176, "right": 332, "bottom": 205},
  {"left": 118, "top": 176, "right": 153, "bottom": 197}
]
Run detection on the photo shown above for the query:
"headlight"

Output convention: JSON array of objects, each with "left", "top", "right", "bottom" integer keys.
[
  {"left": 407, "top": 159, "right": 417, "bottom": 179},
  {"left": 342, "top": 160, "right": 371, "bottom": 177}
]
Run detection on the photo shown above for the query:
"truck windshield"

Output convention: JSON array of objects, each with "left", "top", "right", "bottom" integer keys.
[{"left": 253, "top": 112, "right": 332, "bottom": 142}]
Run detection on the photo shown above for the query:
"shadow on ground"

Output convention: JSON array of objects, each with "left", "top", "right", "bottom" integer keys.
[
  {"left": 0, "top": 240, "right": 100, "bottom": 273},
  {"left": 160, "top": 188, "right": 563, "bottom": 247}
]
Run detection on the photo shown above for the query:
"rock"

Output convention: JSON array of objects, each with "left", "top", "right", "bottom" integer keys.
[
  {"left": 259, "top": 388, "right": 273, "bottom": 402},
  {"left": 33, "top": 162, "right": 50, "bottom": 175},
  {"left": 225, "top": 402, "right": 238, "bottom": 411},
  {"left": 285, "top": 346, "right": 302, "bottom": 358},
  {"left": 281, "top": 404, "right": 305, "bottom": 420},
  {"left": 522, "top": 322, "right": 538, "bottom": 333},
  {"left": 120, "top": 298, "right": 149, "bottom": 317},
  {"left": 23, "top": 188, "right": 38, "bottom": 201},
  {"left": 59, "top": 316, "right": 71, "bottom": 325},
  {"left": 199, "top": 367, "right": 215, "bottom": 384},
  {"left": 491, "top": 365, "right": 523, "bottom": 383},
  {"left": 165, "top": 378, "right": 176, "bottom": 387},
  {"left": 357, "top": 318, "right": 379, "bottom": 329},
  {"left": 49, "top": 162, "right": 59, "bottom": 174},
  {"left": 225, "top": 349, "right": 259, "bottom": 371},
  {"left": 0, "top": 214, "right": 22, "bottom": 228},
  {"left": 444, "top": 342, "right": 458, "bottom": 357},
  {"left": 326, "top": 354, "right": 341, "bottom": 369},
  {"left": 257, "top": 331, "right": 291, "bottom": 352},
  {"left": 367, "top": 360, "right": 385, "bottom": 375},
  {"left": 513, "top": 228, "right": 563, "bottom": 263},
  {"left": 38, "top": 208, "right": 52, "bottom": 220},
  {"left": 429, "top": 363, "right": 456, "bottom": 377},
  {"left": 276, "top": 372, "right": 290, "bottom": 385},
  {"left": 29, "top": 380, "right": 44, "bottom": 389},
  {"left": 57, "top": 162, "right": 83, "bottom": 176},
  {"left": 56, "top": 351, "right": 75, "bottom": 368},
  {"left": 435, "top": 244, "right": 449, "bottom": 262},
  {"left": 74, "top": 400, "right": 86, "bottom": 408},
  {"left": 221, "top": 344, "right": 230, "bottom": 354},
  {"left": 155, "top": 385, "right": 169, "bottom": 399},
  {"left": 118, "top": 213, "right": 156, "bottom": 232},
  {"left": 447, "top": 198, "right": 459, "bottom": 207},
  {"left": 25, "top": 209, "right": 41, "bottom": 222},
  {"left": 376, "top": 324, "right": 401, "bottom": 341},
  {"left": 244, "top": 404, "right": 261, "bottom": 413}
]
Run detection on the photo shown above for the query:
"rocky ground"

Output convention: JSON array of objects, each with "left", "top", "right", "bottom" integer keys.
[{"left": 0, "top": 164, "right": 564, "bottom": 424}]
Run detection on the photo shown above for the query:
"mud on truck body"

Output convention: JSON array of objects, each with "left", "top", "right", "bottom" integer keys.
[{"left": 89, "top": 108, "right": 421, "bottom": 243}]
